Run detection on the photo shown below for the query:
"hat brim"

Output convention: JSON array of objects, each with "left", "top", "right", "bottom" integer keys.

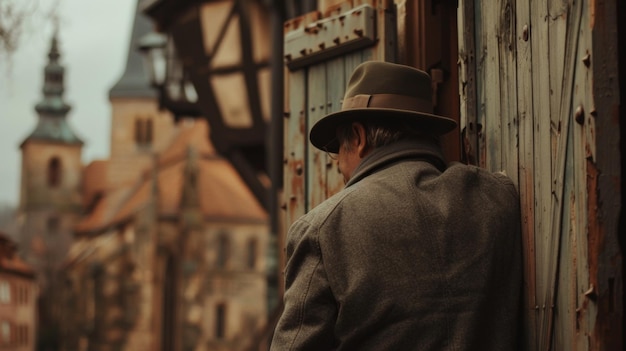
[{"left": 309, "top": 108, "right": 458, "bottom": 153}]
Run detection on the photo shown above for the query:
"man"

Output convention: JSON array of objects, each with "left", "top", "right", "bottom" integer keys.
[{"left": 271, "top": 61, "right": 522, "bottom": 350}]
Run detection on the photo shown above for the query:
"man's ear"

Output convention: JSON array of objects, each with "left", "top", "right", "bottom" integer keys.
[{"left": 351, "top": 122, "right": 369, "bottom": 158}]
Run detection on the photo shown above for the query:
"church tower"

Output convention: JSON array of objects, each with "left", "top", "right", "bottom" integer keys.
[
  {"left": 18, "top": 33, "right": 83, "bottom": 342},
  {"left": 106, "top": 0, "right": 176, "bottom": 189}
]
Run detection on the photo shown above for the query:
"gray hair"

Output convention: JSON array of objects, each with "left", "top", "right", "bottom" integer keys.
[{"left": 337, "top": 119, "right": 440, "bottom": 152}]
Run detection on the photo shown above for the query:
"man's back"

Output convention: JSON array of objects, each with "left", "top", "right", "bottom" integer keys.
[{"left": 273, "top": 140, "right": 522, "bottom": 350}]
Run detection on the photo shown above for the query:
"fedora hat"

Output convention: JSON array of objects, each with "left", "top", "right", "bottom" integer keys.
[{"left": 309, "top": 61, "right": 457, "bottom": 153}]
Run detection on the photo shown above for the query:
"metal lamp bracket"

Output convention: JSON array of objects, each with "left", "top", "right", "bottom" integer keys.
[{"left": 284, "top": 4, "right": 376, "bottom": 70}]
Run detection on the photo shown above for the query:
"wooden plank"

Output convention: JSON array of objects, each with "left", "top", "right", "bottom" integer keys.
[
  {"left": 457, "top": 0, "right": 479, "bottom": 166},
  {"left": 379, "top": 0, "right": 396, "bottom": 63},
  {"left": 541, "top": 0, "right": 584, "bottom": 349},
  {"left": 283, "top": 70, "right": 307, "bottom": 227},
  {"left": 478, "top": 0, "right": 503, "bottom": 172},
  {"left": 548, "top": 0, "right": 568, "bottom": 159},
  {"left": 306, "top": 63, "right": 329, "bottom": 211},
  {"left": 589, "top": 0, "right": 624, "bottom": 348},
  {"left": 531, "top": 0, "right": 553, "bottom": 297},
  {"left": 530, "top": 0, "right": 555, "bottom": 348},
  {"left": 514, "top": 0, "right": 537, "bottom": 348},
  {"left": 325, "top": 56, "right": 348, "bottom": 197},
  {"left": 554, "top": 123, "right": 576, "bottom": 350},
  {"left": 497, "top": 0, "right": 519, "bottom": 184},
  {"left": 570, "top": 2, "right": 594, "bottom": 348}
]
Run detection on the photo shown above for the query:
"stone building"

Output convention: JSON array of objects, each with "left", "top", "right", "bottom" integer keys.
[
  {"left": 15, "top": 2, "right": 270, "bottom": 349},
  {"left": 17, "top": 33, "right": 84, "bottom": 347},
  {"left": 0, "top": 232, "right": 37, "bottom": 351},
  {"left": 56, "top": 2, "right": 269, "bottom": 350},
  {"left": 62, "top": 120, "right": 268, "bottom": 351}
]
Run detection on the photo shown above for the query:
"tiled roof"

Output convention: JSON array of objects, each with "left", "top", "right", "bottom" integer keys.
[
  {"left": 74, "top": 186, "right": 135, "bottom": 233},
  {"left": 75, "top": 120, "right": 266, "bottom": 234},
  {"left": 0, "top": 232, "right": 35, "bottom": 277},
  {"left": 158, "top": 120, "right": 216, "bottom": 166},
  {"left": 83, "top": 160, "right": 110, "bottom": 207},
  {"left": 21, "top": 118, "right": 84, "bottom": 146}
]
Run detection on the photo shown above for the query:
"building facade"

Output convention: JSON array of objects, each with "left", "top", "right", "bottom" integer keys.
[
  {"left": 14, "top": 1, "right": 270, "bottom": 349},
  {"left": 0, "top": 232, "right": 37, "bottom": 351},
  {"left": 57, "top": 2, "right": 270, "bottom": 350},
  {"left": 17, "top": 33, "right": 84, "bottom": 348},
  {"left": 62, "top": 119, "right": 269, "bottom": 351}
]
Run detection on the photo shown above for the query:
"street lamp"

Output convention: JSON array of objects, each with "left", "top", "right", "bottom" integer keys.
[
  {"left": 140, "top": 0, "right": 297, "bottom": 325},
  {"left": 137, "top": 31, "right": 201, "bottom": 121},
  {"left": 141, "top": 0, "right": 273, "bottom": 210}
]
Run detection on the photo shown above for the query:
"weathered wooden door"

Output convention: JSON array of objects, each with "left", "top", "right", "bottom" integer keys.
[
  {"left": 282, "top": 1, "right": 397, "bottom": 227},
  {"left": 458, "top": 0, "right": 622, "bottom": 349}
]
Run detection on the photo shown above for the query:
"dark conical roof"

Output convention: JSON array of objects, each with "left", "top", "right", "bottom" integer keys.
[
  {"left": 22, "top": 33, "right": 83, "bottom": 147},
  {"left": 109, "top": 0, "right": 157, "bottom": 99}
]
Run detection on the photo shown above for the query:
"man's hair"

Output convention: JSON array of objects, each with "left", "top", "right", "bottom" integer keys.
[{"left": 337, "top": 119, "right": 440, "bottom": 152}]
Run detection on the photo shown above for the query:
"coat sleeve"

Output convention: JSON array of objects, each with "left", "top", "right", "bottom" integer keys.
[{"left": 270, "top": 218, "right": 338, "bottom": 351}]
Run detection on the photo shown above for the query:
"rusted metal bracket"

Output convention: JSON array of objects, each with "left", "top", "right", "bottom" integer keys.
[{"left": 284, "top": 4, "right": 376, "bottom": 70}]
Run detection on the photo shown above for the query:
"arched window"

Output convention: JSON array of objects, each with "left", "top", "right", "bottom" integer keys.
[
  {"left": 47, "top": 157, "right": 61, "bottom": 187},
  {"left": 134, "top": 117, "right": 154, "bottom": 146},
  {"left": 247, "top": 238, "right": 258, "bottom": 270},
  {"left": 217, "top": 234, "right": 230, "bottom": 269}
]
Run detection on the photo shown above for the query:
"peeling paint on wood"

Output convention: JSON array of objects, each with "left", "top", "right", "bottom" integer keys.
[
  {"left": 283, "top": 0, "right": 395, "bottom": 231},
  {"left": 458, "top": 0, "right": 622, "bottom": 349}
]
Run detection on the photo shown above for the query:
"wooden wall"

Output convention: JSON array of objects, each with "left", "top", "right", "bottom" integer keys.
[
  {"left": 281, "top": 0, "right": 623, "bottom": 349},
  {"left": 458, "top": 0, "right": 622, "bottom": 349},
  {"left": 282, "top": 0, "right": 396, "bottom": 225}
]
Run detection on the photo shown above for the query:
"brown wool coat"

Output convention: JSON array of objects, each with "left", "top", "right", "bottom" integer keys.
[{"left": 271, "top": 139, "right": 522, "bottom": 351}]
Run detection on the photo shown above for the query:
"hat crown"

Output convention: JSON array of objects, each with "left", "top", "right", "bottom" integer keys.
[
  {"left": 344, "top": 61, "right": 433, "bottom": 104},
  {"left": 308, "top": 61, "right": 457, "bottom": 153}
]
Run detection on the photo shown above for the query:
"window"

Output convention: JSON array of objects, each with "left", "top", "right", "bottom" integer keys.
[
  {"left": 215, "top": 303, "right": 226, "bottom": 339},
  {"left": 134, "top": 117, "right": 154, "bottom": 146},
  {"left": 47, "top": 157, "right": 62, "bottom": 187},
  {"left": 247, "top": 238, "right": 257, "bottom": 270},
  {"left": 217, "top": 235, "right": 230, "bottom": 269},
  {"left": 0, "top": 281, "right": 10, "bottom": 303}
]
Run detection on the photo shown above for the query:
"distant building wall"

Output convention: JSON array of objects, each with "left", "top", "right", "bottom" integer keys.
[
  {"left": 19, "top": 142, "right": 82, "bottom": 212},
  {"left": 62, "top": 217, "right": 268, "bottom": 351},
  {"left": 107, "top": 98, "right": 176, "bottom": 189},
  {"left": 0, "top": 234, "right": 37, "bottom": 351}
]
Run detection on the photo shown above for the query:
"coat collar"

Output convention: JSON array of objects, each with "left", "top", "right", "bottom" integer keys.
[{"left": 345, "top": 139, "right": 447, "bottom": 188}]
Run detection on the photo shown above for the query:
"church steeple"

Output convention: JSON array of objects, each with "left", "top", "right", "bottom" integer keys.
[
  {"left": 22, "top": 32, "right": 83, "bottom": 146},
  {"left": 108, "top": 0, "right": 156, "bottom": 99}
]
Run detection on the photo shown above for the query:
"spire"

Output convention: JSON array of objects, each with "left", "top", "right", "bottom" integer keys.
[
  {"left": 35, "top": 29, "right": 70, "bottom": 116},
  {"left": 21, "top": 32, "right": 83, "bottom": 146},
  {"left": 109, "top": 0, "right": 157, "bottom": 99}
]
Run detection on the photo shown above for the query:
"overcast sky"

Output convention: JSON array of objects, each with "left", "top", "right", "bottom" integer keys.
[{"left": 0, "top": 0, "right": 136, "bottom": 206}]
